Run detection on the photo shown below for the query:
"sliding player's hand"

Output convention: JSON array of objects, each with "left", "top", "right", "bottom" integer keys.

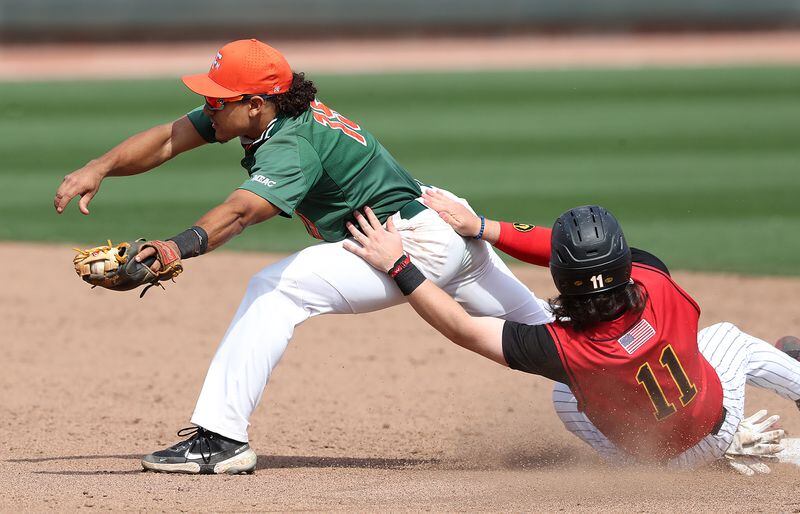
[
  {"left": 422, "top": 189, "right": 482, "bottom": 238},
  {"left": 344, "top": 207, "right": 405, "bottom": 273},
  {"left": 725, "top": 410, "right": 784, "bottom": 476}
]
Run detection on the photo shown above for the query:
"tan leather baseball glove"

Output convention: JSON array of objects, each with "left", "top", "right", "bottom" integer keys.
[{"left": 73, "top": 239, "right": 182, "bottom": 297}]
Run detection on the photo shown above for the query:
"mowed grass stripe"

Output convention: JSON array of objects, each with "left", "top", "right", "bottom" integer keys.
[{"left": 2, "top": 66, "right": 798, "bottom": 275}]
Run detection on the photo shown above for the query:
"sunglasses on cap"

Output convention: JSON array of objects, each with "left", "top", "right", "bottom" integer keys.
[{"left": 204, "top": 94, "right": 274, "bottom": 111}]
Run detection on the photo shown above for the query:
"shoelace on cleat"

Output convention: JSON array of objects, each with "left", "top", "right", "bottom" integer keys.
[{"left": 176, "top": 426, "right": 214, "bottom": 464}]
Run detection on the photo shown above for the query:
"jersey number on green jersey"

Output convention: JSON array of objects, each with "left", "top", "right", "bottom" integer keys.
[{"left": 310, "top": 100, "right": 367, "bottom": 146}]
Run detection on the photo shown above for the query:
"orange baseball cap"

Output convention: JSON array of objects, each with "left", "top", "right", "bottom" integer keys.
[{"left": 182, "top": 39, "right": 293, "bottom": 98}]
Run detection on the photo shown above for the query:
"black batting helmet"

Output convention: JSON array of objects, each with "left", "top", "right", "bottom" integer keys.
[{"left": 550, "top": 205, "right": 631, "bottom": 296}]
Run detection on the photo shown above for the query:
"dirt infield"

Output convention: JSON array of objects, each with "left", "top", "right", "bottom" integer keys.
[
  {"left": 3, "top": 31, "right": 800, "bottom": 81},
  {"left": 4, "top": 32, "right": 800, "bottom": 510},
  {"left": 2, "top": 242, "right": 800, "bottom": 511}
]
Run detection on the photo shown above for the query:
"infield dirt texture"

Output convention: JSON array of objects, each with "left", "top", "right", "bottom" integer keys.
[{"left": 1, "top": 34, "right": 800, "bottom": 511}]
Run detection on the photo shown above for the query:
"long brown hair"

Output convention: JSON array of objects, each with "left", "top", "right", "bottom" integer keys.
[{"left": 549, "top": 282, "right": 647, "bottom": 331}]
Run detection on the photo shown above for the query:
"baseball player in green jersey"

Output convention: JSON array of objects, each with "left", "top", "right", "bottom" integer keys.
[{"left": 54, "top": 39, "right": 553, "bottom": 475}]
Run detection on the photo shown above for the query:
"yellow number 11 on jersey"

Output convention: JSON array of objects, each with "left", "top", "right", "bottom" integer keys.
[{"left": 636, "top": 344, "right": 699, "bottom": 420}]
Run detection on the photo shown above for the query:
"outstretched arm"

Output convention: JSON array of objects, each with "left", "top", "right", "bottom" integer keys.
[
  {"left": 421, "top": 189, "right": 551, "bottom": 267},
  {"left": 421, "top": 189, "right": 501, "bottom": 244},
  {"left": 136, "top": 189, "right": 281, "bottom": 271},
  {"left": 343, "top": 208, "right": 507, "bottom": 365},
  {"left": 55, "top": 115, "right": 207, "bottom": 215},
  {"left": 192, "top": 190, "right": 281, "bottom": 253}
]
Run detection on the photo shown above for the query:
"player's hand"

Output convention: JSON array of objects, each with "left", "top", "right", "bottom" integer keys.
[
  {"left": 133, "top": 240, "right": 180, "bottom": 273},
  {"left": 421, "top": 189, "right": 482, "bottom": 238},
  {"left": 729, "top": 410, "right": 785, "bottom": 456},
  {"left": 55, "top": 164, "right": 106, "bottom": 215},
  {"left": 343, "top": 207, "right": 404, "bottom": 272},
  {"left": 724, "top": 410, "right": 785, "bottom": 476}
]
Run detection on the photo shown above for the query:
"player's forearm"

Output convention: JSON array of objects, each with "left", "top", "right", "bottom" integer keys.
[
  {"left": 405, "top": 280, "right": 507, "bottom": 365},
  {"left": 493, "top": 222, "right": 552, "bottom": 267},
  {"left": 56, "top": 117, "right": 206, "bottom": 215},
  {"left": 465, "top": 217, "right": 551, "bottom": 268},
  {"left": 93, "top": 116, "right": 206, "bottom": 179},
  {"left": 192, "top": 191, "right": 280, "bottom": 253},
  {"left": 87, "top": 123, "right": 176, "bottom": 179},
  {"left": 407, "top": 280, "right": 471, "bottom": 344},
  {"left": 423, "top": 190, "right": 549, "bottom": 264},
  {"left": 460, "top": 212, "right": 549, "bottom": 266},
  {"left": 480, "top": 219, "right": 501, "bottom": 245},
  {"left": 193, "top": 203, "right": 252, "bottom": 252}
]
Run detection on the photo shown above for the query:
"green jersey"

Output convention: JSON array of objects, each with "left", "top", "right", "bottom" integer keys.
[{"left": 187, "top": 99, "right": 422, "bottom": 242}]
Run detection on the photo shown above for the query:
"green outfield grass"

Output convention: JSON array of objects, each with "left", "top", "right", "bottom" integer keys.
[{"left": 2, "top": 66, "right": 799, "bottom": 275}]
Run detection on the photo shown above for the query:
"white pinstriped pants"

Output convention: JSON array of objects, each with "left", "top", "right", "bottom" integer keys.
[{"left": 552, "top": 322, "right": 800, "bottom": 469}]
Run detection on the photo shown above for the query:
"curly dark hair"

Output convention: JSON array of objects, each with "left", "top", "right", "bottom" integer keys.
[
  {"left": 549, "top": 282, "right": 647, "bottom": 331},
  {"left": 270, "top": 72, "right": 317, "bottom": 118}
]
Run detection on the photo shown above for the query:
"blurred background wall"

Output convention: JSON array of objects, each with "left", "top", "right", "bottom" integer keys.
[{"left": 3, "top": 0, "right": 800, "bottom": 42}]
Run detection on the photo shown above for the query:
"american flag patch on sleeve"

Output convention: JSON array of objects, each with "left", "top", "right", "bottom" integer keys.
[{"left": 617, "top": 319, "right": 656, "bottom": 355}]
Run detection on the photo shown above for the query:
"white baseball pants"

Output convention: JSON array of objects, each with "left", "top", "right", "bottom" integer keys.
[
  {"left": 192, "top": 193, "right": 554, "bottom": 442},
  {"left": 552, "top": 322, "right": 800, "bottom": 469}
]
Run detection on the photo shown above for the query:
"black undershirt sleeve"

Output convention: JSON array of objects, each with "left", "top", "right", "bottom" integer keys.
[
  {"left": 631, "top": 247, "right": 670, "bottom": 275},
  {"left": 502, "top": 321, "right": 570, "bottom": 386}
]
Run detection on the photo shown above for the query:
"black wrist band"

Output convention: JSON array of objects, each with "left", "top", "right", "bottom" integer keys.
[
  {"left": 391, "top": 259, "right": 426, "bottom": 296},
  {"left": 167, "top": 225, "right": 209, "bottom": 258}
]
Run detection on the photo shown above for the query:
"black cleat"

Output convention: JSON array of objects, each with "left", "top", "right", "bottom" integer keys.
[{"left": 141, "top": 426, "right": 257, "bottom": 474}]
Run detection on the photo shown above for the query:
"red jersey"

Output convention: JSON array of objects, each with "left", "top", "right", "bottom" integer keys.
[
  {"left": 496, "top": 222, "right": 724, "bottom": 460},
  {"left": 548, "top": 263, "right": 723, "bottom": 460}
]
